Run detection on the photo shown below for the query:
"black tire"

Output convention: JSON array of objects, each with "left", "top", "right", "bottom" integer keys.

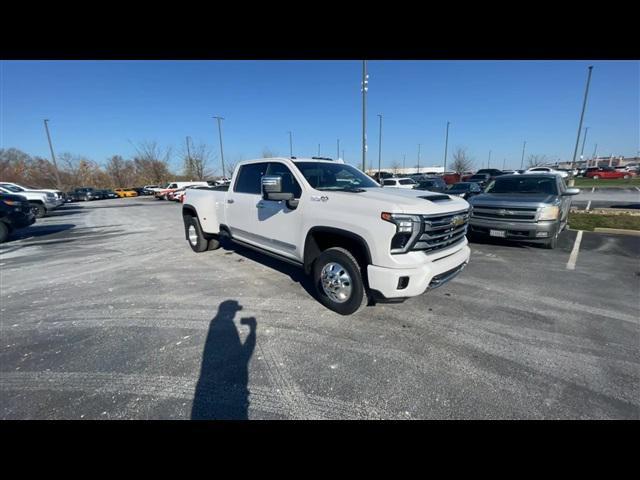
[
  {"left": 312, "top": 247, "right": 366, "bottom": 315},
  {"left": 183, "top": 215, "right": 208, "bottom": 252},
  {"left": 31, "top": 203, "right": 46, "bottom": 218},
  {"left": 0, "top": 222, "right": 9, "bottom": 243},
  {"left": 207, "top": 236, "right": 221, "bottom": 251}
]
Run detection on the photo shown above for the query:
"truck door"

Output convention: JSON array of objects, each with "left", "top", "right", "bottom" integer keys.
[
  {"left": 225, "top": 162, "right": 270, "bottom": 246},
  {"left": 254, "top": 162, "right": 305, "bottom": 261}
]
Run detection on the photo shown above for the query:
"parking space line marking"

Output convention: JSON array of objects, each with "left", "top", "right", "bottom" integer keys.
[
  {"left": 566, "top": 230, "right": 583, "bottom": 270},
  {"left": 586, "top": 200, "right": 591, "bottom": 211},
  {"left": 591, "top": 187, "right": 595, "bottom": 193},
  {"left": 636, "top": 187, "right": 640, "bottom": 192}
]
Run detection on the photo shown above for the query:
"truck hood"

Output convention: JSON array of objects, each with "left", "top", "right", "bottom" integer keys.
[
  {"left": 324, "top": 187, "right": 469, "bottom": 214},
  {"left": 469, "top": 193, "right": 558, "bottom": 207}
]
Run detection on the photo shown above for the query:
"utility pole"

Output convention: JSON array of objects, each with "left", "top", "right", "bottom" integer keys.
[
  {"left": 417, "top": 144, "right": 421, "bottom": 174},
  {"left": 342, "top": 149, "right": 345, "bottom": 161},
  {"left": 43, "top": 119, "right": 62, "bottom": 190},
  {"left": 213, "top": 116, "right": 225, "bottom": 178},
  {"left": 579, "top": 127, "right": 589, "bottom": 168},
  {"left": 288, "top": 131, "right": 293, "bottom": 158},
  {"left": 443, "top": 121, "right": 450, "bottom": 172},
  {"left": 487, "top": 150, "right": 492, "bottom": 169},
  {"left": 361, "top": 60, "right": 368, "bottom": 171},
  {"left": 571, "top": 66, "right": 594, "bottom": 171},
  {"left": 377, "top": 114, "right": 383, "bottom": 179},
  {"left": 503, "top": 158, "right": 506, "bottom": 170},
  {"left": 318, "top": 144, "right": 321, "bottom": 156},
  {"left": 520, "top": 141, "right": 527, "bottom": 169},
  {"left": 337, "top": 139, "right": 340, "bottom": 160}
]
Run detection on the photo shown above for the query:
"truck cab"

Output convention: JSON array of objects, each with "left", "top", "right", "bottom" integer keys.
[{"left": 182, "top": 157, "right": 471, "bottom": 315}]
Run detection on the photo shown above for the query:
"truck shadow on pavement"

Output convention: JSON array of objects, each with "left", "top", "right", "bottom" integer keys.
[
  {"left": 219, "top": 239, "right": 317, "bottom": 300},
  {"left": 191, "top": 300, "right": 257, "bottom": 420}
]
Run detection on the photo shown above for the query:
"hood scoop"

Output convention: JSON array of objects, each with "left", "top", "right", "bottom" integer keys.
[{"left": 418, "top": 194, "right": 451, "bottom": 202}]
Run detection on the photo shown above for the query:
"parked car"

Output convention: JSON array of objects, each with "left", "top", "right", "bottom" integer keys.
[
  {"left": 70, "top": 187, "right": 100, "bottom": 202},
  {"left": 382, "top": 177, "right": 419, "bottom": 189},
  {"left": 467, "top": 173, "right": 491, "bottom": 188},
  {"left": 371, "top": 171, "right": 395, "bottom": 183},
  {"left": 414, "top": 177, "right": 448, "bottom": 193},
  {"left": 0, "top": 185, "right": 58, "bottom": 218},
  {"left": 114, "top": 188, "right": 138, "bottom": 198},
  {"left": 0, "top": 182, "right": 65, "bottom": 207},
  {"left": 95, "top": 189, "right": 118, "bottom": 199},
  {"left": 0, "top": 193, "right": 36, "bottom": 242},
  {"left": 525, "top": 166, "right": 569, "bottom": 178},
  {"left": 182, "top": 157, "right": 471, "bottom": 315},
  {"left": 155, "top": 181, "right": 209, "bottom": 200},
  {"left": 441, "top": 172, "right": 461, "bottom": 185},
  {"left": 584, "top": 167, "right": 630, "bottom": 180},
  {"left": 446, "top": 182, "right": 483, "bottom": 199},
  {"left": 467, "top": 174, "right": 579, "bottom": 249}
]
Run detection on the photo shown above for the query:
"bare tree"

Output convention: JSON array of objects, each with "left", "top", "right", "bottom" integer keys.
[
  {"left": 106, "top": 155, "right": 136, "bottom": 187},
  {"left": 390, "top": 160, "right": 401, "bottom": 175},
  {"left": 189, "top": 142, "right": 216, "bottom": 180},
  {"left": 131, "top": 141, "right": 172, "bottom": 185},
  {"left": 451, "top": 147, "right": 474, "bottom": 174},
  {"left": 526, "top": 154, "right": 548, "bottom": 168}
]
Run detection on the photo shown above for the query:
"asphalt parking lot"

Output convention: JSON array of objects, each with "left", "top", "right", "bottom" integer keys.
[{"left": 1, "top": 198, "right": 638, "bottom": 419}]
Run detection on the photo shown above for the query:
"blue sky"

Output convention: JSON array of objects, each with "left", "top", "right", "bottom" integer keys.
[{"left": 1, "top": 60, "right": 638, "bottom": 172}]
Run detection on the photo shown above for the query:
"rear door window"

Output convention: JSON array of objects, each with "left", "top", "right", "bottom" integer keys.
[{"left": 234, "top": 162, "right": 269, "bottom": 194}]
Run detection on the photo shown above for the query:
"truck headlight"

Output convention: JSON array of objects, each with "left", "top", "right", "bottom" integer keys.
[
  {"left": 381, "top": 212, "right": 422, "bottom": 254},
  {"left": 538, "top": 205, "right": 559, "bottom": 221}
]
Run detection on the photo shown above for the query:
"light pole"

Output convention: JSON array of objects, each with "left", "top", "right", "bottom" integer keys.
[
  {"left": 337, "top": 139, "right": 340, "bottom": 160},
  {"left": 43, "top": 119, "right": 62, "bottom": 190},
  {"left": 213, "top": 116, "right": 225, "bottom": 178},
  {"left": 488, "top": 150, "right": 492, "bottom": 169},
  {"left": 417, "top": 144, "right": 421, "bottom": 174},
  {"left": 403, "top": 154, "right": 406, "bottom": 172},
  {"left": 361, "top": 60, "right": 368, "bottom": 171},
  {"left": 443, "top": 121, "right": 450, "bottom": 172},
  {"left": 571, "top": 66, "right": 594, "bottom": 171},
  {"left": 288, "top": 131, "right": 293, "bottom": 158},
  {"left": 520, "top": 141, "right": 527, "bottom": 169},
  {"left": 579, "top": 126, "right": 589, "bottom": 168},
  {"left": 318, "top": 144, "right": 321, "bottom": 156},
  {"left": 377, "top": 114, "right": 383, "bottom": 179}
]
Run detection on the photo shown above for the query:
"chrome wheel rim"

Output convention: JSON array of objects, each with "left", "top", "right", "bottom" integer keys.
[
  {"left": 320, "top": 262, "right": 352, "bottom": 303},
  {"left": 188, "top": 225, "right": 198, "bottom": 245}
]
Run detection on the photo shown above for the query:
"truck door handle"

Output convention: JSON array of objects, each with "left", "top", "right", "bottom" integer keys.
[
  {"left": 227, "top": 199, "right": 234, "bottom": 204},
  {"left": 256, "top": 202, "right": 265, "bottom": 209}
]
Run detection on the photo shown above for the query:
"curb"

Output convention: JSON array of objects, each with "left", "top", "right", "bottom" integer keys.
[{"left": 593, "top": 228, "right": 640, "bottom": 236}]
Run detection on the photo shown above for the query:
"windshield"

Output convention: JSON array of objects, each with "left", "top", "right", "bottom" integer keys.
[
  {"left": 486, "top": 176, "right": 558, "bottom": 195},
  {"left": 0, "top": 184, "right": 23, "bottom": 192},
  {"left": 294, "top": 162, "right": 379, "bottom": 191}
]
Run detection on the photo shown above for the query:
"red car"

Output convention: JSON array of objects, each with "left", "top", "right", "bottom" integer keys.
[{"left": 584, "top": 167, "right": 631, "bottom": 180}]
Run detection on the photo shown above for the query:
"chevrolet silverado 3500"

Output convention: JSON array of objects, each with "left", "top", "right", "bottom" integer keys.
[{"left": 183, "top": 158, "right": 471, "bottom": 315}]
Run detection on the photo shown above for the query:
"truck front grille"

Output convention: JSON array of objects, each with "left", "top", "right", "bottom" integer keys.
[
  {"left": 412, "top": 209, "right": 469, "bottom": 253},
  {"left": 471, "top": 206, "right": 538, "bottom": 222}
]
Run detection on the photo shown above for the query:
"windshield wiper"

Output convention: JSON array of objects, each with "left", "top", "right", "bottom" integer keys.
[{"left": 316, "top": 186, "right": 367, "bottom": 192}]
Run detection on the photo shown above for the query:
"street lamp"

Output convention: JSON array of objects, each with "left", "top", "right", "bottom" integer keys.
[
  {"left": 520, "top": 141, "right": 527, "bottom": 170},
  {"left": 361, "top": 60, "right": 368, "bottom": 171},
  {"left": 288, "top": 131, "right": 293, "bottom": 158},
  {"left": 571, "top": 66, "right": 594, "bottom": 172},
  {"left": 43, "top": 119, "right": 62, "bottom": 190},
  {"left": 443, "top": 121, "right": 450, "bottom": 172},
  {"left": 377, "top": 114, "right": 383, "bottom": 179}
]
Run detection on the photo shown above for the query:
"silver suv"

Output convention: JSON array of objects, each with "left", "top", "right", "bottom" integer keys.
[{"left": 467, "top": 174, "right": 579, "bottom": 249}]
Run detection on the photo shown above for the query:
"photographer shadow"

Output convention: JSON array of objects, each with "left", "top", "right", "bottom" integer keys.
[{"left": 191, "top": 300, "right": 257, "bottom": 420}]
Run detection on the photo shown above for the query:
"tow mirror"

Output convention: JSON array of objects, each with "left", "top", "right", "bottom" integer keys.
[{"left": 262, "top": 175, "right": 294, "bottom": 201}]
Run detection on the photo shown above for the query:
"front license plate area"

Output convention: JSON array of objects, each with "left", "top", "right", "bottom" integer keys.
[{"left": 490, "top": 229, "right": 506, "bottom": 238}]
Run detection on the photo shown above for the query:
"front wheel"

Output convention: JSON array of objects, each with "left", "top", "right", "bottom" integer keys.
[
  {"left": 31, "top": 203, "right": 46, "bottom": 218},
  {"left": 542, "top": 231, "right": 558, "bottom": 249},
  {"left": 313, "top": 247, "right": 366, "bottom": 315}
]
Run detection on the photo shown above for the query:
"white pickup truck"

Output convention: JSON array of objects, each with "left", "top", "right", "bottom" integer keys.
[{"left": 183, "top": 158, "right": 471, "bottom": 315}]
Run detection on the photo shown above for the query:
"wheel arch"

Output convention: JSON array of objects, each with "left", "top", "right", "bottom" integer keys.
[{"left": 303, "top": 227, "right": 372, "bottom": 275}]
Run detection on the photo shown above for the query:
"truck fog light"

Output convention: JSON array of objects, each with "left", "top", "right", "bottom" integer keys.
[
  {"left": 397, "top": 276, "right": 410, "bottom": 290},
  {"left": 536, "top": 231, "right": 549, "bottom": 238}
]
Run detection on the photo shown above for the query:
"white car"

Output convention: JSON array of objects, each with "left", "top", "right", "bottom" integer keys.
[
  {"left": 182, "top": 157, "right": 471, "bottom": 315},
  {"left": 0, "top": 184, "right": 59, "bottom": 218},
  {"left": 382, "top": 177, "right": 418, "bottom": 189},
  {"left": 524, "top": 167, "right": 569, "bottom": 178},
  {"left": 0, "top": 182, "right": 65, "bottom": 207}
]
